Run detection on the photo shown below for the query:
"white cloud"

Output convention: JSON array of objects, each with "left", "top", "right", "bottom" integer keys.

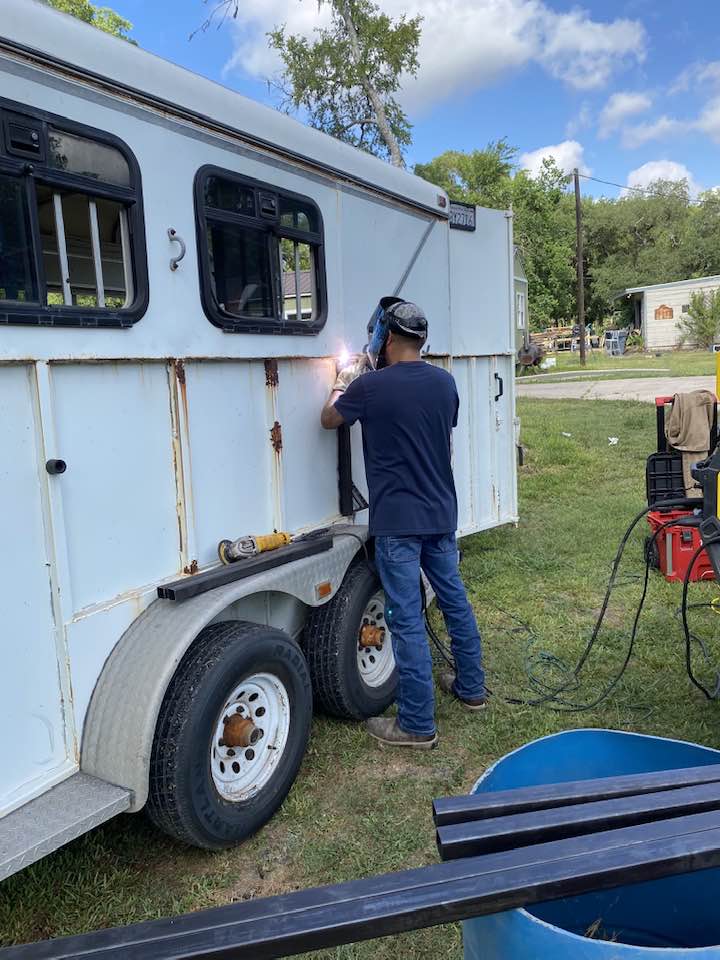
[
  {"left": 537, "top": 10, "right": 646, "bottom": 91},
  {"left": 624, "top": 160, "right": 700, "bottom": 197},
  {"left": 519, "top": 139, "right": 590, "bottom": 177},
  {"left": 671, "top": 60, "right": 720, "bottom": 95},
  {"left": 621, "top": 115, "right": 688, "bottom": 148},
  {"left": 565, "top": 102, "right": 591, "bottom": 138},
  {"left": 224, "top": 0, "right": 647, "bottom": 112},
  {"left": 697, "top": 96, "right": 720, "bottom": 142},
  {"left": 598, "top": 91, "right": 652, "bottom": 138}
]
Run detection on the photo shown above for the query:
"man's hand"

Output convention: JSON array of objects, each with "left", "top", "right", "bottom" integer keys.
[{"left": 332, "top": 356, "right": 368, "bottom": 393}]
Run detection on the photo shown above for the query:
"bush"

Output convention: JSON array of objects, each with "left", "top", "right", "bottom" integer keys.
[{"left": 678, "top": 289, "right": 720, "bottom": 348}]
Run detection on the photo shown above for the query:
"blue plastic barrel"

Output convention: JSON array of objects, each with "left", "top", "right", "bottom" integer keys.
[{"left": 463, "top": 730, "right": 720, "bottom": 958}]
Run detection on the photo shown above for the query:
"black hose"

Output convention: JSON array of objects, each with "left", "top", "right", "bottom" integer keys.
[
  {"left": 680, "top": 533, "right": 720, "bottom": 699},
  {"left": 430, "top": 496, "right": 701, "bottom": 712}
]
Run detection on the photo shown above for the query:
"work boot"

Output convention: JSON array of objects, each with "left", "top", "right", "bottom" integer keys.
[
  {"left": 438, "top": 671, "right": 488, "bottom": 712},
  {"left": 365, "top": 717, "right": 438, "bottom": 749}
]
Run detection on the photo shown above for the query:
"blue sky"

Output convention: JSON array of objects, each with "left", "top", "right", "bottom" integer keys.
[{"left": 114, "top": 0, "right": 720, "bottom": 198}]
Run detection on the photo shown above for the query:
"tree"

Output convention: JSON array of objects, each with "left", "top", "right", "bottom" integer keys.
[
  {"left": 414, "top": 141, "right": 516, "bottom": 209},
  {"left": 679, "top": 289, "right": 720, "bottom": 349},
  {"left": 268, "top": 0, "right": 421, "bottom": 166},
  {"left": 416, "top": 147, "right": 575, "bottom": 330},
  {"left": 46, "top": 0, "right": 135, "bottom": 41}
]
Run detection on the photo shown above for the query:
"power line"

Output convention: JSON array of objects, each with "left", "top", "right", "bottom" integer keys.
[{"left": 577, "top": 172, "right": 719, "bottom": 208}]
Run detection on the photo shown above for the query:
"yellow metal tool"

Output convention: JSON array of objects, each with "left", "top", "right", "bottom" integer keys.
[{"left": 218, "top": 532, "right": 292, "bottom": 565}]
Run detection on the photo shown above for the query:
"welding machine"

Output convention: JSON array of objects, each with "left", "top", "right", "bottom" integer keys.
[{"left": 646, "top": 394, "right": 718, "bottom": 583}]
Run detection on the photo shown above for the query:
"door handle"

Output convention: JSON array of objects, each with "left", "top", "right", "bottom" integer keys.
[
  {"left": 168, "top": 228, "right": 186, "bottom": 271},
  {"left": 494, "top": 373, "right": 504, "bottom": 402}
]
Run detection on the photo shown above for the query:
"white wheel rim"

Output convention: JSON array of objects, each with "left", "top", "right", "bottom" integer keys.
[
  {"left": 357, "top": 591, "right": 395, "bottom": 688},
  {"left": 210, "top": 672, "right": 290, "bottom": 802}
]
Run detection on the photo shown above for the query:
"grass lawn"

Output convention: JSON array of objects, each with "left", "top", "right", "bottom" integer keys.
[
  {"left": 518, "top": 348, "right": 717, "bottom": 381},
  {"left": 3, "top": 397, "right": 720, "bottom": 956}
]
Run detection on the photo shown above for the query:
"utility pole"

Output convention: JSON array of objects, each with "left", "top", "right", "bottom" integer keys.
[{"left": 573, "top": 168, "right": 586, "bottom": 366}]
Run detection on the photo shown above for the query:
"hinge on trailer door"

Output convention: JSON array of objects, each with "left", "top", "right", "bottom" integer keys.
[{"left": 352, "top": 485, "right": 369, "bottom": 511}]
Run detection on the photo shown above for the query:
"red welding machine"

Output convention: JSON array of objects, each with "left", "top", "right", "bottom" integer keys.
[
  {"left": 646, "top": 395, "right": 717, "bottom": 583},
  {"left": 647, "top": 508, "right": 714, "bottom": 583}
]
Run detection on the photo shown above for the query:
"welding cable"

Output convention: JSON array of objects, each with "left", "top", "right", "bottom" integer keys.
[
  {"left": 428, "top": 497, "right": 696, "bottom": 711},
  {"left": 420, "top": 577, "right": 456, "bottom": 667},
  {"left": 674, "top": 603, "right": 719, "bottom": 681},
  {"left": 501, "top": 498, "right": 697, "bottom": 709},
  {"left": 504, "top": 511, "right": 692, "bottom": 711},
  {"left": 680, "top": 533, "right": 720, "bottom": 700}
]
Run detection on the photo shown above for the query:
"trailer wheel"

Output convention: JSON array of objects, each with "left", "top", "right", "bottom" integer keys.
[
  {"left": 303, "top": 562, "right": 397, "bottom": 720},
  {"left": 146, "top": 621, "right": 312, "bottom": 849}
]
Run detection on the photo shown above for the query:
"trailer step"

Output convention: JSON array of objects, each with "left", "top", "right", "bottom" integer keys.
[{"left": 0, "top": 773, "right": 131, "bottom": 881}]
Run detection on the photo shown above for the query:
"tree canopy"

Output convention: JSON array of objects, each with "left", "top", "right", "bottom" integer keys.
[
  {"left": 46, "top": 0, "right": 135, "bottom": 42},
  {"left": 268, "top": 0, "right": 421, "bottom": 166},
  {"left": 416, "top": 146, "right": 720, "bottom": 332}
]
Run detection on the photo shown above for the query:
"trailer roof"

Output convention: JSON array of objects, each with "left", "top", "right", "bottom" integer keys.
[
  {"left": 1, "top": 0, "right": 448, "bottom": 217},
  {"left": 620, "top": 275, "right": 720, "bottom": 296}
]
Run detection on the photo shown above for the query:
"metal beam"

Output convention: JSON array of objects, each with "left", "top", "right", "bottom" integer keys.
[
  {"left": 5, "top": 812, "right": 720, "bottom": 960},
  {"left": 433, "top": 762, "right": 720, "bottom": 827},
  {"left": 437, "top": 780, "right": 720, "bottom": 861},
  {"left": 157, "top": 535, "right": 333, "bottom": 602}
]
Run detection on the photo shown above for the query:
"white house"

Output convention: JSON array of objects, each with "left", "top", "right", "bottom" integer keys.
[{"left": 618, "top": 275, "right": 720, "bottom": 350}]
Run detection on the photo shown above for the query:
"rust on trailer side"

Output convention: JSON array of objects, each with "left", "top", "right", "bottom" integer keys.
[
  {"left": 264, "top": 358, "right": 279, "bottom": 387},
  {"left": 270, "top": 421, "right": 283, "bottom": 453}
]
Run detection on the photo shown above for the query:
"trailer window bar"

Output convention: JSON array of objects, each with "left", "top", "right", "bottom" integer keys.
[
  {"left": 195, "top": 165, "right": 326, "bottom": 335},
  {"left": 88, "top": 199, "right": 105, "bottom": 308},
  {"left": 52, "top": 192, "right": 72, "bottom": 306},
  {"left": 119, "top": 207, "right": 134, "bottom": 308},
  {"left": 0, "top": 96, "right": 147, "bottom": 328}
]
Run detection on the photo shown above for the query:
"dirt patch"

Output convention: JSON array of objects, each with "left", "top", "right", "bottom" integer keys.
[{"left": 221, "top": 860, "right": 297, "bottom": 904}]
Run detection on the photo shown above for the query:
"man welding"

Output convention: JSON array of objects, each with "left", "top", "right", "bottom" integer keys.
[{"left": 320, "top": 297, "right": 487, "bottom": 749}]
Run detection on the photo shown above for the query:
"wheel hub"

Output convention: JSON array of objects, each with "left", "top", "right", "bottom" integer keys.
[
  {"left": 210, "top": 672, "right": 290, "bottom": 802},
  {"left": 357, "top": 592, "right": 395, "bottom": 688},
  {"left": 359, "top": 623, "right": 385, "bottom": 648},
  {"left": 220, "top": 714, "right": 261, "bottom": 748}
]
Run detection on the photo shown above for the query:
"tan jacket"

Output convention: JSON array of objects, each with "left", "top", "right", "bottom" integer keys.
[{"left": 665, "top": 390, "right": 715, "bottom": 497}]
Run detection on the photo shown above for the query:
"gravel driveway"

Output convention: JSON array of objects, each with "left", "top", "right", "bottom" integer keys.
[{"left": 516, "top": 375, "right": 716, "bottom": 403}]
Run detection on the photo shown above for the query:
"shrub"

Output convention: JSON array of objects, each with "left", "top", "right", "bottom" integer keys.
[{"left": 678, "top": 289, "right": 720, "bottom": 348}]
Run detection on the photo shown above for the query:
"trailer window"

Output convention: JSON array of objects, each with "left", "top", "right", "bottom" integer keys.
[
  {"left": 196, "top": 167, "right": 326, "bottom": 334},
  {"left": 0, "top": 100, "right": 147, "bottom": 328},
  {"left": 0, "top": 174, "right": 37, "bottom": 303}
]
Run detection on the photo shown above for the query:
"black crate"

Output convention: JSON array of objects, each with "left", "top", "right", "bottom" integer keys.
[{"left": 646, "top": 451, "right": 685, "bottom": 507}]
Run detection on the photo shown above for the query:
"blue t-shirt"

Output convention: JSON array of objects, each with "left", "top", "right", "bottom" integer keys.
[{"left": 335, "top": 361, "right": 459, "bottom": 536}]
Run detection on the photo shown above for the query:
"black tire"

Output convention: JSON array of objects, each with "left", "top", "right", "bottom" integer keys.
[
  {"left": 302, "top": 561, "right": 397, "bottom": 719},
  {"left": 146, "top": 621, "right": 312, "bottom": 849}
]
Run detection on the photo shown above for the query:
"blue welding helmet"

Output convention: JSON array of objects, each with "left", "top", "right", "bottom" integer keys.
[{"left": 366, "top": 296, "right": 405, "bottom": 369}]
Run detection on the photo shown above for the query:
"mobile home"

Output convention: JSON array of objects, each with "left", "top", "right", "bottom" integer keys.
[
  {"left": 0, "top": 0, "right": 518, "bottom": 877},
  {"left": 619, "top": 274, "right": 720, "bottom": 350}
]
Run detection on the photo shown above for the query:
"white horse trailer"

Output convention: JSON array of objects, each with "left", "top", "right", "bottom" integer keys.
[{"left": 0, "top": 0, "right": 518, "bottom": 877}]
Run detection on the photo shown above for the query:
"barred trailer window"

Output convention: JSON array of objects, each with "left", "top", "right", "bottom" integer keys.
[
  {"left": 195, "top": 167, "right": 326, "bottom": 334},
  {"left": 0, "top": 101, "right": 147, "bottom": 327}
]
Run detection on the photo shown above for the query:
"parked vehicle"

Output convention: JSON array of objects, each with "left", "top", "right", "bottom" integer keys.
[{"left": 0, "top": 0, "right": 518, "bottom": 878}]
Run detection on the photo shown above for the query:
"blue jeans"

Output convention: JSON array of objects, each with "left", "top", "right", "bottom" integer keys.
[{"left": 374, "top": 534, "right": 485, "bottom": 736}]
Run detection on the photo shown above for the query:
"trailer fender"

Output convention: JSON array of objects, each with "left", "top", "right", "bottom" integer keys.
[{"left": 81, "top": 529, "right": 366, "bottom": 810}]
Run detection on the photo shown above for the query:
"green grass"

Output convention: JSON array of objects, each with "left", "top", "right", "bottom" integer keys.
[
  {"left": 519, "top": 348, "right": 717, "bottom": 380},
  {"left": 3, "top": 397, "right": 720, "bottom": 956}
]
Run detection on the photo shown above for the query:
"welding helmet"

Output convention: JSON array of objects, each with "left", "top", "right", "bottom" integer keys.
[{"left": 367, "top": 296, "right": 405, "bottom": 338}]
